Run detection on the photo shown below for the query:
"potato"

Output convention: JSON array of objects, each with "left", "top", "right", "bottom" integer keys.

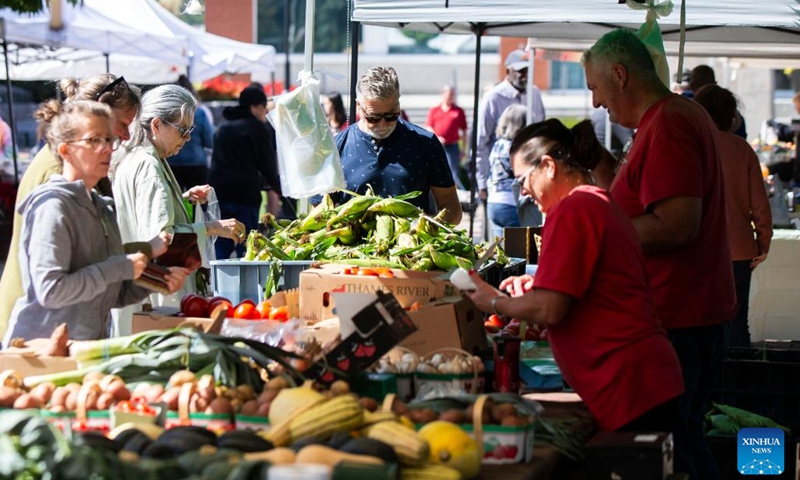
[
  {"left": 168, "top": 370, "right": 196, "bottom": 388},
  {"left": 84, "top": 389, "right": 99, "bottom": 411},
  {"left": 466, "top": 403, "right": 491, "bottom": 425},
  {"left": 205, "top": 397, "right": 234, "bottom": 415},
  {"left": 105, "top": 380, "right": 131, "bottom": 402},
  {"left": 256, "top": 401, "right": 271, "bottom": 417},
  {"left": 13, "top": 393, "right": 42, "bottom": 410},
  {"left": 257, "top": 389, "right": 278, "bottom": 405},
  {"left": 407, "top": 408, "right": 438, "bottom": 425},
  {"left": 236, "top": 384, "right": 256, "bottom": 401},
  {"left": 501, "top": 415, "right": 528, "bottom": 427},
  {"left": 65, "top": 391, "right": 78, "bottom": 411},
  {"left": 390, "top": 398, "right": 409, "bottom": 416},
  {"left": 196, "top": 375, "right": 216, "bottom": 401},
  {"left": 491, "top": 403, "right": 518, "bottom": 423},
  {"left": 265, "top": 376, "right": 289, "bottom": 391},
  {"left": 0, "top": 386, "right": 22, "bottom": 408},
  {"left": 159, "top": 386, "right": 181, "bottom": 411},
  {"left": 230, "top": 398, "right": 243, "bottom": 411},
  {"left": 189, "top": 394, "right": 208, "bottom": 413},
  {"left": 330, "top": 380, "right": 350, "bottom": 396},
  {"left": 82, "top": 371, "right": 105, "bottom": 385},
  {"left": 96, "top": 392, "right": 115, "bottom": 410},
  {"left": 359, "top": 397, "right": 379, "bottom": 412},
  {"left": 439, "top": 409, "right": 467, "bottom": 424},
  {"left": 142, "top": 384, "right": 165, "bottom": 404},
  {"left": 64, "top": 382, "right": 82, "bottom": 393},
  {"left": 29, "top": 382, "right": 55, "bottom": 405},
  {"left": 239, "top": 399, "right": 259, "bottom": 416},
  {"left": 49, "top": 387, "right": 69, "bottom": 408}
]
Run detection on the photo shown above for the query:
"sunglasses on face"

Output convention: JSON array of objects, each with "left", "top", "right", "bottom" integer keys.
[
  {"left": 95, "top": 76, "right": 130, "bottom": 101},
  {"left": 165, "top": 120, "right": 195, "bottom": 139},
  {"left": 66, "top": 136, "right": 121, "bottom": 152},
  {"left": 513, "top": 164, "right": 538, "bottom": 188},
  {"left": 359, "top": 106, "right": 401, "bottom": 124}
]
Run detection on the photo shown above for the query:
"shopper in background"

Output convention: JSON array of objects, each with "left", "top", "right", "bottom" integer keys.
[
  {"left": 0, "top": 111, "right": 12, "bottom": 159},
  {"left": 467, "top": 119, "right": 687, "bottom": 460},
  {"left": 475, "top": 49, "right": 545, "bottom": 203},
  {"left": 486, "top": 104, "right": 526, "bottom": 239},
  {"left": 688, "top": 65, "right": 747, "bottom": 140},
  {"left": 695, "top": 84, "right": 772, "bottom": 348},
  {"left": 3, "top": 100, "right": 187, "bottom": 344},
  {"left": 112, "top": 84, "right": 244, "bottom": 303},
  {"left": 425, "top": 85, "right": 468, "bottom": 190},
  {"left": 169, "top": 75, "right": 214, "bottom": 192},
  {"left": 584, "top": 29, "right": 736, "bottom": 480},
  {"left": 322, "top": 92, "right": 349, "bottom": 134},
  {"left": 209, "top": 85, "right": 280, "bottom": 259},
  {"left": 0, "top": 74, "right": 143, "bottom": 341}
]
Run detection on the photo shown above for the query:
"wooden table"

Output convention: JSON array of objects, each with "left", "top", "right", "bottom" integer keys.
[{"left": 477, "top": 393, "right": 594, "bottom": 480}]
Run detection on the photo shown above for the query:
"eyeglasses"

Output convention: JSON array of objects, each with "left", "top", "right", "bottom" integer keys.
[
  {"left": 359, "top": 106, "right": 401, "bottom": 124},
  {"left": 513, "top": 164, "right": 539, "bottom": 188},
  {"left": 165, "top": 120, "right": 195, "bottom": 139},
  {"left": 66, "top": 136, "right": 121, "bottom": 152},
  {"left": 95, "top": 76, "right": 130, "bottom": 101}
]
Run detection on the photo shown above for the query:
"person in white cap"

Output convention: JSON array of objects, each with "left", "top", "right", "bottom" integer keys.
[{"left": 475, "top": 49, "right": 545, "bottom": 205}]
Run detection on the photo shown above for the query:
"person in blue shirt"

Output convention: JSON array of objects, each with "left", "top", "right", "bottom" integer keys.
[{"left": 334, "top": 67, "right": 462, "bottom": 225}]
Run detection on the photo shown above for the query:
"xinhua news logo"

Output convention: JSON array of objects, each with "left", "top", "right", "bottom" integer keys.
[{"left": 737, "top": 427, "right": 784, "bottom": 475}]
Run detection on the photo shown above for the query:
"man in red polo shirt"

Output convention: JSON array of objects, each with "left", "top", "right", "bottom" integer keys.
[
  {"left": 425, "top": 85, "right": 468, "bottom": 190},
  {"left": 583, "top": 30, "right": 736, "bottom": 480}
]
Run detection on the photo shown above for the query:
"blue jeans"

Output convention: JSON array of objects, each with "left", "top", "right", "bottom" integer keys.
[
  {"left": 215, "top": 202, "right": 259, "bottom": 260},
  {"left": 728, "top": 260, "right": 752, "bottom": 347},
  {"left": 668, "top": 321, "right": 730, "bottom": 480},
  {"left": 444, "top": 143, "right": 465, "bottom": 190},
  {"left": 487, "top": 202, "right": 520, "bottom": 241}
]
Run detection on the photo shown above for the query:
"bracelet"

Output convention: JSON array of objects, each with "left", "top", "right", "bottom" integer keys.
[{"left": 491, "top": 295, "right": 503, "bottom": 317}]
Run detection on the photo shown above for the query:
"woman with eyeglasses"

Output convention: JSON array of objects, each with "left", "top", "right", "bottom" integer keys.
[
  {"left": 111, "top": 84, "right": 244, "bottom": 316},
  {"left": 2, "top": 100, "right": 189, "bottom": 344},
  {"left": 0, "top": 74, "right": 150, "bottom": 341},
  {"left": 464, "top": 119, "right": 690, "bottom": 468}
]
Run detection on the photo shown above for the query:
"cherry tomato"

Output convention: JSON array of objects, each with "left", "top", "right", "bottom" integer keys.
[
  {"left": 486, "top": 314, "right": 506, "bottom": 328},
  {"left": 209, "top": 299, "right": 234, "bottom": 317},
  {"left": 239, "top": 298, "right": 257, "bottom": 307},
  {"left": 234, "top": 302, "right": 261, "bottom": 320},
  {"left": 255, "top": 300, "right": 273, "bottom": 319},
  {"left": 356, "top": 268, "right": 379, "bottom": 277},
  {"left": 183, "top": 295, "right": 210, "bottom": 317},
  {"left": 269, "top": 306, "right": 289, "bottom": 322},
  {"left": 408, "top": 301, "right": 423, "bottom": 311},
  {"left": 342, "top": 268, "right": 353, "bottom": 275}
]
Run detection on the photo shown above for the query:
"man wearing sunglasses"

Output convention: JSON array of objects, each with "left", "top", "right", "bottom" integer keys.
[{"left": 333, "top": 67, "right": 462, "bottom": 224}]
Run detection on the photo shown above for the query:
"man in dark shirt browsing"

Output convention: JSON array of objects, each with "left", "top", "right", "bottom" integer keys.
[{"left": 335, "top": 66, "right": 462, "bottom": 224}]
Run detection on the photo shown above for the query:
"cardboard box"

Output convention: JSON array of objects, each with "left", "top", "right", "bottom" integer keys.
[
  {"left": 0, "top": 352, "right": 78, "bottom": 378},
  {"left": 304, "top": 291, "right": 418, "bottom": 385},
  {"left": 299, "top": 264, "right": 458, "bottom": 323},
  {"left": 401, "top": 296, "right": 488, "bottom": 356},
  {"left": 504, "top": 227, "right": 542, "bottom": 264},
  {"left": 131, "top": 307, "right": 218, "bottom": 334}
]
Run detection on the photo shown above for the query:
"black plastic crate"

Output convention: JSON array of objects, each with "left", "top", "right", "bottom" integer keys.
[
  {"left": 478, "top": 261, "right": 502, "bottom": 288},
  {"left": 499, "top": 257, "right": 527, "bottom": 283},
  {"left": 716, "top": 349, "right": 800, "bottom": 394}
]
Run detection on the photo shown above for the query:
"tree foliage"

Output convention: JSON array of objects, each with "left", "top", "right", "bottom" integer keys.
[
  {"left": 2, "top": 0, "right": 82, "bottom": 14},
  {"left": 257, "top": 0, "right": 350, "bottom": 53}
]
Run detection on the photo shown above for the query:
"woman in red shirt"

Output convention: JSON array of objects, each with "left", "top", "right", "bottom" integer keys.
[{"left": 467, "top": 119, "right": 690, "bottom": 472}]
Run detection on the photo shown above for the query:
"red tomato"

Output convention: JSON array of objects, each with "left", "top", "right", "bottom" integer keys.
[
  {"left": 239, "top": 299, "right": 257, "bottom": 307},
  {"left": 234, "top": 302, "right": 261, "bottom": 320},
  {"left": 183, "top": 295, "right": 210, "bottom": 317},
  {"left": 342, "top": 268, "right": 354, "bottom": 275},
  {"left": 209, "top": 299, "right": 234, "bottom": 317},
  {"left": 180, "top": 293, "right": 198, "bottom": 312},
  {"left": 255, "top": 300, "right": 272, "bottom": 319},
  {"left": 268, "top": 306, "right": 289, "bottom": 322},
  {"left": 356, "top": 268, "right": 379, "bottom": 277},
  {"left": 486, "top": 314, "right": 506, "bottom": 329}
]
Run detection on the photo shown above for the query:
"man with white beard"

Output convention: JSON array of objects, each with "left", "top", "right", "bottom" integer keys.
[{"left": 333, "top": 66, "right": 462, "bottom": 224}]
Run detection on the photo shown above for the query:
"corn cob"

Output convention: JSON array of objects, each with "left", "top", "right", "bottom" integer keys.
[
  {"left": 366, "top": 421, "right": 430, "bottom": 467},
  {"left": 375, "top": 215, "right": 395, "bottom": 244},
  {"left": 429, "top": 247, "right": 460, "bottom": 270},
  {"left": 396, "top": 232, "right": 417, "bottom": 249},
  {"left": 290, "top": 394, "right": 364, "bottom": 443},
  {"left": 327, "top": 195, "right": 381, "bottom": 228},
  {"left": 394, "top": 217, "right": 411, "bottom": 235},
  {"left": 296, "top": 194, "right": 335, "bottom": 232},
  {"left": 367, "top": 198, "right": 422, "bottom": 218},
  {"left": 411, "top": 257, "right": 435, "bottom": 271},
  {"left": 400, "top": 465, "right": 463, "bottom": 480}
]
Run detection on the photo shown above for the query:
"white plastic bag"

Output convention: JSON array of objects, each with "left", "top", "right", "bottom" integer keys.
[
  {"left": 194, "top": 187, "right": 220, "bottom": 268},
  {"left": 627, "top": 0, "right": 673, "bottom": 88},
  {"left": 268, "top": 72, "right": 346, "bottom": 198}
]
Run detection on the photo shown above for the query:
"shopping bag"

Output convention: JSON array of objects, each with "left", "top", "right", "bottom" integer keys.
[{"left": 194, "top": 187, "right": 220, "bottom": 268}]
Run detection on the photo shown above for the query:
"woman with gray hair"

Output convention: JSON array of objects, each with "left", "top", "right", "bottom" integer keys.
[
  {"left": 487, "top": 104, "right": 528, "bottom": 240},
  {"left": 111, "top": 84, "right": 244, "bottom": 325}
]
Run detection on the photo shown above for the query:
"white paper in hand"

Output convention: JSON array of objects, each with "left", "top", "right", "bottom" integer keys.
[{"left": 450, "top": 268, "right": 477, "bottom": 292}]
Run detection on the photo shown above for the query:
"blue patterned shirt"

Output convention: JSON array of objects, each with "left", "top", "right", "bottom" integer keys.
[{"left": 334, "top": 120, "right": 454, "bottom": 212}]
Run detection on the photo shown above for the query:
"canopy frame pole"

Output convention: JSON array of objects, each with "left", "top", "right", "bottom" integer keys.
[
  {"left": 283, "top": 0, "right": 291, "bottom": 91},
  {"left": 303, "top": 0, "right": 315, "bottom": 73},
  {"left": 526, "top": 46, "right": 535, "bottom": 124},
  {"left": 468, "top": 23, "right": 484, "bottom": 240},
  {"left": 347, "top": 21, "right": 360, "bottom": 124},
  {"left": 1, "top": 20, "right": 19, "bottom": 187}
]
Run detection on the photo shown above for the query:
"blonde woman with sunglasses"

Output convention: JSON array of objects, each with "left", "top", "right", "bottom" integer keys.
[{"left": 2, "top": 100, "right": 188, "bottom": 344}]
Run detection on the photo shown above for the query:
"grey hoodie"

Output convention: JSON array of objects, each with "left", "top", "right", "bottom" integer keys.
[{"left": 3, "top": 175, "right": 150, "bottom": 343}]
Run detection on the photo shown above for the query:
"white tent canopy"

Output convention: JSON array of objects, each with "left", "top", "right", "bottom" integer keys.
[{"left": 352, "top": 0, "right": 800, "bottom": 59}]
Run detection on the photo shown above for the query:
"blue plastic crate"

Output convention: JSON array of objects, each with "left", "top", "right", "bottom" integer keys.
[
  {"left": 520, "top": 358, "right": 563, "bottom": 391},
  {"left": 210, "top": 259, "right": 313, "bottom": 303}
]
